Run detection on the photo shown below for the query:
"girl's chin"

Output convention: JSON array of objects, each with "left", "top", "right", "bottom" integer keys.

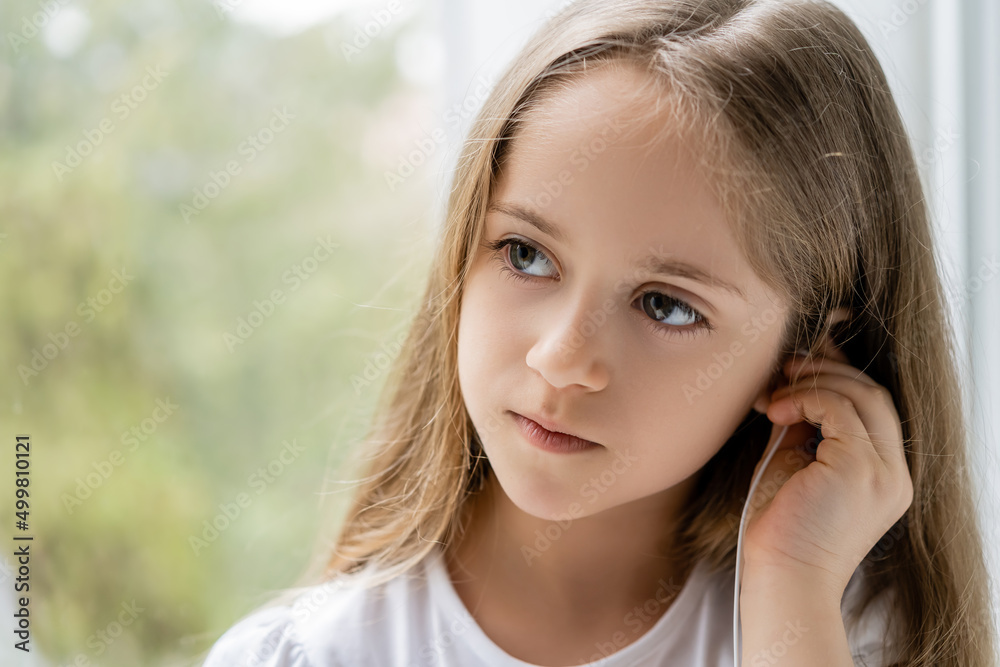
[{"left": 486, "top": 471, "right": 594, "bottom": 523}]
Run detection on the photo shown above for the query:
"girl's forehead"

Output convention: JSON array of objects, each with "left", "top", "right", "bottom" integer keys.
[
  {"left": 487, "top": 68, "right": 783, "bottom": 314},
  {"left": 504, "top": 68, "right": 716, "bottom": 199},
  {"left": 499, "top": 94, "right": 718, "bottom": 231},
  {"left": 518, "top": 61, "right": 698, "bottom": 147}
]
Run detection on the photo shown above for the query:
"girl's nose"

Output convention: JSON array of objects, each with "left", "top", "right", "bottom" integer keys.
[{"left": 524, "top": 299, "right": 611, "bottom": 392}]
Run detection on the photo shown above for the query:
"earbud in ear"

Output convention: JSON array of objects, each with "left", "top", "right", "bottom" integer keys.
[
  {"left": 816, "top": 306, "right": 852, "bottom": 364},
  {"left": 750, "top": 307, "right": 853, "bottom": 415}
]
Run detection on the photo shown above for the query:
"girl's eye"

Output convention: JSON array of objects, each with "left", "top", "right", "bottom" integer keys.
[
  {"left": 487, "top": 237, "right": 557, "bottom": 279},
  {"left": 637, "top": 292, "right": 712, "bottom": 339},
  {"left": 484, "top": 237, "right": 714, "bottom": 339}
]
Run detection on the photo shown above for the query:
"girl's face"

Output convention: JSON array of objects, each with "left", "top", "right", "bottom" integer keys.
[{"left": 457, "top": 64, "right": 791, "bottom": 522}]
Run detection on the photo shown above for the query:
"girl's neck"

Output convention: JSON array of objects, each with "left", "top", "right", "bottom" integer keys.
[{"left": 444, "top": 473, "right": 699, "bottom": 655}]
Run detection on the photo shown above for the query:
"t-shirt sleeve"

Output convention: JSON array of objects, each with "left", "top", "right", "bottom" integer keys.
[
  {"left": 846, "top": 586, "right": 901, "bottom": 667},
  {"left": 202, "top": 606, "right": 312, "bottom": 667},
  {"left": 851, "top": 641, "right": 894, "bottom": 667}
]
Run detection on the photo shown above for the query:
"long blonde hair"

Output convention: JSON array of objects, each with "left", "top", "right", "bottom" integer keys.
[{"left": 304, "top": 1, "right": 995, "bottom": 664}]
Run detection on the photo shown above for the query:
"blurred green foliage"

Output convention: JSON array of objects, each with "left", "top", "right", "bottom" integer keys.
[{"left": 1, "top": 0, "right": 439, "bottom": 664}]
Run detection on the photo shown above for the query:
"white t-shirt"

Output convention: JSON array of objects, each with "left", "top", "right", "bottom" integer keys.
[{"left": 202, "top": 545, "right": 899, "bottom": 667}]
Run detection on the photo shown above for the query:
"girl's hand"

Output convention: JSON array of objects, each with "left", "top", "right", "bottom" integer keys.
[{"left": 740, "top": 348, "right": 913, "bottom": 598}]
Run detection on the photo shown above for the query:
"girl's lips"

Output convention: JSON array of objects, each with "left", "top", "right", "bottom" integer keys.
[{"left": 511, "top": 412, "right": 602, "bottom": 454}]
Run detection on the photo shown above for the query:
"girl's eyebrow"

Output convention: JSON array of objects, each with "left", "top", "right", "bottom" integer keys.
[
  {"left": 486, "top": 200, "right": 748, "bottom": 302},
  {"left": 638, "top": 255, "right": 748, "bottom": 302},
  {"left": 488, "top": 201, "right": 567, "bottom": 243}
]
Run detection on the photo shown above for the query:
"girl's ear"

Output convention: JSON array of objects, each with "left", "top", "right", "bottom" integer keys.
[
  {"left": 816, "top": 306, "right": 852, "bottom": 364},
  {"left": 751, "top": 306, "right": 852, "bottom": 415}
]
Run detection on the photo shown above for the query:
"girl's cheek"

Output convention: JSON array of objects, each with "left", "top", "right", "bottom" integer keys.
[{"left": 628, "top": 341, "right": 748, "bottom": 404}]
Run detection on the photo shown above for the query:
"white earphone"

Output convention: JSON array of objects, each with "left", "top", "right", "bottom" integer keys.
[{"left": 732, "top": 422, "right": 792, "bottom": 667}]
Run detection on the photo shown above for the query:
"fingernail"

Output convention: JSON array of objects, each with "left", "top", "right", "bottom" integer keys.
[{"left": 769, "top": 400, "right": 791, "bottom": 420}]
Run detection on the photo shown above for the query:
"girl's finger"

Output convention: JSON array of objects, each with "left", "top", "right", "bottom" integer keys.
[{"left": 769, "top": 375, "right": 905, "bottom": 472}]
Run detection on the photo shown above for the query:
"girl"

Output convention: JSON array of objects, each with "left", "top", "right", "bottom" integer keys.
[{"left": 203, "top": 0, "right": 996, "bottom": 665}]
